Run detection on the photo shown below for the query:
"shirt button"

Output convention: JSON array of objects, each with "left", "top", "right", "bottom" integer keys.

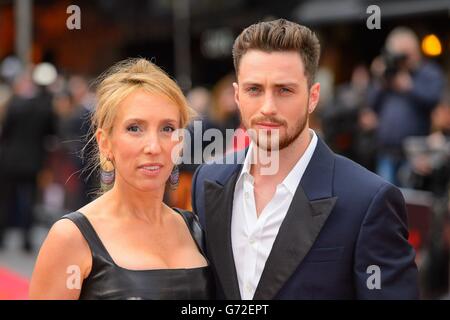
[
  {"left": 249, "top": 238, "right": 255, "bottom": 245},
  {"left": 246, "top": 283, "right": 252, "bottom": 292}
]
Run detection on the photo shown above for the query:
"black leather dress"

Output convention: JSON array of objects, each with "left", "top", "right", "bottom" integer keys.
[{"left": 61, "top": 209, "right": 214, "bottom": 300}]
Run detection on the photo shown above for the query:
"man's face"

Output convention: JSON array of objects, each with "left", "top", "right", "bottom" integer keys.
[
  {"left": 388, "top": 36, "right": 421, "bottom": 70},
  {"left": 233, "top": 50, "right": 320, "bottom": 151}
]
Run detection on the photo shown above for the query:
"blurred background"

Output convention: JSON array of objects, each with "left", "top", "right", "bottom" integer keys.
[{"left": 0, "top": 0, "right": 449, "bottom": 299}]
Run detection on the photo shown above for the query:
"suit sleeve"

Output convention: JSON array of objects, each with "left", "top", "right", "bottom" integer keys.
[{"left": 354, "top": 183, "right": 420, "bottom": 299}]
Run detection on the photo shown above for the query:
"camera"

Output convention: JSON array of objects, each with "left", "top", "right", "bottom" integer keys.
[{"left": 381, "top": 49, "right": 408, "bottom": 80}]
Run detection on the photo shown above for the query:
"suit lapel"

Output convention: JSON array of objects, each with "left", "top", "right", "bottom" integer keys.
[
  {"left": 204, "top": 168, "right": 242, "bottom": 300},
  {"left": 253, "top": 188, "right": 337, "bottom": 299},
  {"left": 253, "top": 137, "right": 338, "bottom": 300}
]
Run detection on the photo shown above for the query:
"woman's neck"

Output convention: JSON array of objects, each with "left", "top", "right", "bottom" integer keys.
[{"left": 105, "top": 179, "right": 168, "bottom": 225}]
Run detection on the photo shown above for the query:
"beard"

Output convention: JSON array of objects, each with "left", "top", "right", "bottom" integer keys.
[{"left": 242, "top": 101, "right": 309, "bottom": 152}]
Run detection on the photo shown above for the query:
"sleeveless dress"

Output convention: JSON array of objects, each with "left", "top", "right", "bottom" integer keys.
[{"left": 61, "top": 209, "right": 214, "bottom": 300}]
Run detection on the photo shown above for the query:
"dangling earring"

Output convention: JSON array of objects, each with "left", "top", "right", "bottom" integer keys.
[
  {"left": 100, "top": 155, "right": 115, "bottom": 191},
  {"left": 168, "top": 165, "right": 179, "bottom": 190}
]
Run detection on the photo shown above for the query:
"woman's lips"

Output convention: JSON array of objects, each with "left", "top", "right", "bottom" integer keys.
[{"left": 138, "top": 164, "right": 163, "bottom": 176}]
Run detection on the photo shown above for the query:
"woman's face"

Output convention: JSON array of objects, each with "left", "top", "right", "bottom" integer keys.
[{"left": 101, "top": 89, "right": 182, "bottom": 192}]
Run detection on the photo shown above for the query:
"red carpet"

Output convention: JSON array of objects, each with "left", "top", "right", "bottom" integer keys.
[{"left": 0, "top": 267, "right": 29, "bottom": 300}]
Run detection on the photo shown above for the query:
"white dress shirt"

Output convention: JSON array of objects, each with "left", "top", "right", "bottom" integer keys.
[{"left": 231, "top": 129, "right": 318, "bottom": 299}]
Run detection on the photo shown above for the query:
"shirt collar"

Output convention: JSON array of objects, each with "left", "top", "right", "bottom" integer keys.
[
  {"left": 237, "top": 141, "right": 254, "bottom": 184},
  {"left": 281, "top": 130, "right": 317, "bottom": 194},
  {"left": 237, "top": 129, "right": 318, "bottom": 194}
]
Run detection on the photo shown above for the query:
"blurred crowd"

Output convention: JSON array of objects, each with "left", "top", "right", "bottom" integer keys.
[
  {"left": 0, "top": 58, "right": 96, "bottom": 253},
  {"left": 0, "top": 26, "right": 449, "bottom": 298},
  {"left": 319, "top": 27, "right": 450, "bottom": 299}
]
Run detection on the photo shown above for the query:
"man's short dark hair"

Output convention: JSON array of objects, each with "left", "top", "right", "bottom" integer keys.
[{"left": 232, "top": 18, "right": 321, "bottom": 87}]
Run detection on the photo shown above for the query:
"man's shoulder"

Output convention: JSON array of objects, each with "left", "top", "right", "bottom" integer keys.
[
  {"left": 333, "top": 153, "right": 392, "bottom": 195},
  {"left": 329, "top": 154, "right": 406, "bottom": 220},
  {"left": 193, "top": 150, "right": 245, "bottom": 184}
]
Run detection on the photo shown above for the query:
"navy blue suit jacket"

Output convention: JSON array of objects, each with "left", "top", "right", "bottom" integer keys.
[{"left": 191, "top": 137, "right": 419, "bottom": 299}]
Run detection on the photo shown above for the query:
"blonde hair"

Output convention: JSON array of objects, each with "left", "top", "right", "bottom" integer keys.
[{"left": 83, "top": 58, "right": 193, "bottom": 192}]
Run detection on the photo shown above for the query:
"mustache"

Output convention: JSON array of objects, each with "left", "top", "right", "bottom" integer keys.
[{"left": 251, "top": 116, "right": 287, "bottom": 127}]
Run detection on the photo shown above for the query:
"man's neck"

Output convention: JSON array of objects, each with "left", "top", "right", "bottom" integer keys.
[{"left": 250, "top": 128, "right": 312, "bottom": 185}]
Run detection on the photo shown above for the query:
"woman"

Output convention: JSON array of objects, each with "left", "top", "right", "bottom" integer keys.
[{"left": 29, "top": 58, "right": 213, "bottom": 299}]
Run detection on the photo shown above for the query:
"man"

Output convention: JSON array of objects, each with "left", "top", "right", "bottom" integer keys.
[
  {"left": 0, "top": 71, "right": 55, "bottom": 252},
  {"left": 192, "top": 19, "right": 418, "bottom": 299},
  {"left": 368, "top": 27, "right": 445, "bottom": 185}
]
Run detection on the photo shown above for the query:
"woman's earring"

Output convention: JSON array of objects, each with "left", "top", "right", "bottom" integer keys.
[
  {"left": 168, "top": 165, "right": 179, "bottom": 190},
  {"left": 100, "top": 155, "right": 115, "bottom": 191}
]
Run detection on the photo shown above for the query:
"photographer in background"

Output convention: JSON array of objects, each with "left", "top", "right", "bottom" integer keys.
[
  {"left": 367, "top": 27, "right": 445, "bottom": 186},
  {"left": 321, "top": 64, "right": 378, "bottom": 172},
  {"left": 403, "top": 96, "right": 450, "bottom": 299}
]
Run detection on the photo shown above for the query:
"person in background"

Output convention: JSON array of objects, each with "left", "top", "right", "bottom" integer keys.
[
  {"left": 169, "top": 75, "right": 241, "bottom": 210},
  {"left": 403, "top": 94, "right": 450, "bottom": 299},
  {"left": 167, "top": 86, "right": 211, "bottom": 210},
  {"left": 0, "top": 68, "right": 56, "bottom": 252},
  {"left": 367, "top": 27, "right": 445, "bottom": 186},
  {"left": 67, "top": 75, "right": 98, "bottom": 203},
  {"left": 202, "top": 74, "right": 243, "bottom": 159},
  {"left": 321, "top": 64, "right": 377, "bottom": 171}
]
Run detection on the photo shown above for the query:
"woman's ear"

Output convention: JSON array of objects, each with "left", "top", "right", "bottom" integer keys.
[{"left": 96, "top": 128, "right": 112, "bottom": 160}]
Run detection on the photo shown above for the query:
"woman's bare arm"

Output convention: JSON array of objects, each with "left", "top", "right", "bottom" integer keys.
[{"left": 29, "top": 219, "right": 91, "bottom": 300}]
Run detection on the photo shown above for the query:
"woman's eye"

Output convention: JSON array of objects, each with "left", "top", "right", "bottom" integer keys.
[
  {"left": 127, "top": 125, "right": 141, "bottom": 133},
  {"left": 162, "top": 126, "right": 175, "bottom": 133}
]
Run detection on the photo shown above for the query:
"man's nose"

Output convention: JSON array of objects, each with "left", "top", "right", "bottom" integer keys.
[{"left": 260, "top": 92, "right": 277, "bottom": 115}]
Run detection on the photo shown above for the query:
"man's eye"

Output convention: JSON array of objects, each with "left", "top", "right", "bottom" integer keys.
[
  {"left": 127, "top": 125, "right": 141, "bottom": 133},
  {"left": 280, "top": 87, "right": 292, "bottom": 93},
  {"left": 247, "top": 87, "right": 260, "bottom": 93}
]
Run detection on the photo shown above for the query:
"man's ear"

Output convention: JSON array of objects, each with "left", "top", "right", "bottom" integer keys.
[
  {"left": 96, "top": 128, "right": 112, "bottom": 160},
  {"left": 233, "top": 82, "right": 240, "bottom": 110},
  {"left": 308, "top": 82, "right": 321, "bottom": 114}
]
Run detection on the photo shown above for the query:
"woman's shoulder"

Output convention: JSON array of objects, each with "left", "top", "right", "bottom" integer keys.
[
  {"left": 49, "top": 196, "right": 111, "bottom": 256},
  {"left": 171, "top": 208, "right": 201, "bottom": 229},
  {"left": 33, "top": 216, "right": 92, "bottom": 279},
  {"left": 171, "top": 207, "right": 205, "bottom": 253},
  {"left": 172, "top": 207, "right": 194, "bottom": 218},
  {"left": 47, "top": 216, "right": 92, "bottom": 259},
  {"left": 29, "top": 217, "right": 92, "bottom": 299}
]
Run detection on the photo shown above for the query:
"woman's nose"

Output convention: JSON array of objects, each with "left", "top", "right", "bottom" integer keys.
[{"left": 143, "top": 134, "right": 162, "bottom": 154}]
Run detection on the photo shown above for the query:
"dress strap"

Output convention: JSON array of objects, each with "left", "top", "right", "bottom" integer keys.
[
  {"left": 173, "top": 208, "right": 207, "bottom": 257},
  {"left": 60, "top": 211, "right": 115, "bottom": 263}
]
